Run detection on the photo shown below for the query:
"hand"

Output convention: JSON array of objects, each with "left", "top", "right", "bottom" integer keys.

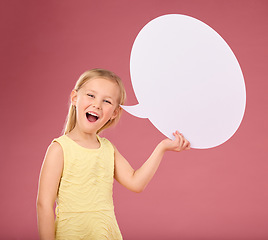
[{"left": 159, "top": 131, "right": 190, "bottom": 152}]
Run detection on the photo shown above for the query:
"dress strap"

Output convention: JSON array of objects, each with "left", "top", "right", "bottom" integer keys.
[{"left": 55, "top": 204, "right": 59, "bottom": 217}]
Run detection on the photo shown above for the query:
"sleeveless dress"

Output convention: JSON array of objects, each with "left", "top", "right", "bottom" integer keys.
[{"left": 53, "top": 135, "right": 122, "bottom": 240}]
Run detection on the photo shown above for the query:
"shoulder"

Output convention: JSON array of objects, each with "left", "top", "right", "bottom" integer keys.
[
  {"left": 52, "top": 135, "right": 68, "bottom": 146},
  {"left": 44, "top": 136, "right": 65, "bottom": 164},
  {"left": 48, "top": 141, "right": 63, "bottom": 154},
  {"left": 98, "top": 135, "right": 115, "bottom": 152},
  {"left": 98, "top": 135, "right": 112, "bottom": 146},
  {"left": 51, "top": 135, "right": 72, "bottom": 153},
  {"left": 40, "top": 140, "right": 64, "bottom": 177},
  {"left": 45, "top": 141, "right": 64, "bottom": 162}
]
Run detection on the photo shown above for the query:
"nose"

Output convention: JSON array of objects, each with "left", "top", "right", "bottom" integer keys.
[{"left": 92, "top": 99, "right": 102, "bottom": 110}]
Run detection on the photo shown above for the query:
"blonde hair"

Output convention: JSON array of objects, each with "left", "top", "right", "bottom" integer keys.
[{"left": 64, "top": 68, "right": 126, "bottom": 135}]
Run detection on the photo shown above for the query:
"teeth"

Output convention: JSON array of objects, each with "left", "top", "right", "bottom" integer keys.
[{"left": 88, "top": 112, "right": 98, "bottom": 117}]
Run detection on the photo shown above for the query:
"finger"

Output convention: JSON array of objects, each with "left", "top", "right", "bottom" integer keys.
[
  {"left": 173, "top": 131, "right": 180, "bottom": 142},
  {"left": 175, "top": 133, "right": 181, "bottom": 147},
  {"left": 171, "top": 132, "right": 180, "bottom": 150},
  {"left": 182, "top": 139, "right": 189, "bottom": 150},
  {"left": 175, "top": 131, "right": 188, "bottom": 150},
  {"left": 177, "top": 133, "right": 185, "bottom": 149},
  {"left": 174, "top": 131, "right": 180, "bottom": 137},
  {"left": 179, "top": 134, "right": 190, "bottom": 150},
  {"left": 186, "top": 140, "right": 191, "bottom": 149},
  {"left": 184, "top": 137, "right": 191, "bottom": 149}
]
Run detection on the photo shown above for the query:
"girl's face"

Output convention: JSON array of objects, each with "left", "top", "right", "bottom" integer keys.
[{"left": 71, "top": 78, "right": 120, "bottom": 134}]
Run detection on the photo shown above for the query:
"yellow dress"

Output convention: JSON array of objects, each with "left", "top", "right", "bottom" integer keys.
[{"left": 53, "top": 135, "right": 122, "bottom": 240}]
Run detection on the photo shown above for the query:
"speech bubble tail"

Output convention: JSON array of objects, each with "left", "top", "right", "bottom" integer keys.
[{"left": 120, "top": 104, "right": 148, "bottom": 119}]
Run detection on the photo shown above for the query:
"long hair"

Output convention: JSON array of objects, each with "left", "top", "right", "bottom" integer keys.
[{"left": 64, "top": 69, "right": 126, "bottom": 134}]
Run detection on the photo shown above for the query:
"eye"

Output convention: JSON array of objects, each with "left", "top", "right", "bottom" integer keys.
[
  {"left": 87, "top": 94, "right": 94, "bottom": 98},
  {"left": 104, "top": 99, "right": 112, "bottom": 104}
]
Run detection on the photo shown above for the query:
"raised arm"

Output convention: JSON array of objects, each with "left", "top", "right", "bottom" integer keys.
[
  {"left": 114, "top": 131, "right": 190, "bottom": 193},
  {"left": 36, "top": 142, "right": 64, "bottom": 240}
]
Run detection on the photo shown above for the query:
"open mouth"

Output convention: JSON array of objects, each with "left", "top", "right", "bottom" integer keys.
[{"left": 86, "top": 112, "right": 99, "bottom": 122}]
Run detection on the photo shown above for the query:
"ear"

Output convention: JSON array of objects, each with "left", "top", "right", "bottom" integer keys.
[
  {"left": 111, "top": 106, "right": 120, "bottom": 120},
  {"left": 70, "top": 90, "right": 78, "bottom": 107}
]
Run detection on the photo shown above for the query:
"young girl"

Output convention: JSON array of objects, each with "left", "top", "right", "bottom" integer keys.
[{"left": 37, "top": 68, "right": 190, "bottom": 240}]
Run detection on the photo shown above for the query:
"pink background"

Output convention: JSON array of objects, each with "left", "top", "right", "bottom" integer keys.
[{"left": 1, "top": 0, "right": 267, "bottom": 239}]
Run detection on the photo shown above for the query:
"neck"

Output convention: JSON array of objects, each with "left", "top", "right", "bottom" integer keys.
[{"left": 67, "top": 126, "right": 99, "bottom": 145}]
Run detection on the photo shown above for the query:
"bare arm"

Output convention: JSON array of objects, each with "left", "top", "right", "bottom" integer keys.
[
  {"left": 114, "top": 131, "right": 190, "bottom": 193},
  {"left": 36, "top": 142, "right": 64, "bottom": 240}
]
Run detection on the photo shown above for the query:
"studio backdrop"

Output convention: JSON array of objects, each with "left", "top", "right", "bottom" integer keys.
[{"left": 0, "top": 0, "right": 267, "bottom": 239}]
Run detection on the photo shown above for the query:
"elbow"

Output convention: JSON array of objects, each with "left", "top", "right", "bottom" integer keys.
[
  {"left": 36, "top": 195, "right": 45, "bottom": 209},
  {"left": 36, "top": 197, "right": 41, "bottom": 210},
  {"left": 36, "top": 197, "right": 54, "bottom": 213},
  {"left": 36, "top": 198, "right": 45, "bottom": 214},
  {"left": 133, "top": 188, "right": 144, "bottom": 193},
  {"left": 131, "top": 185, "right": 146, "bottom": 193},
  {"left": 130, "top": 177, "right": 149, "bottom": 193},
  {"left": 36, "top": 198, "right": 44, "bottom": 210}
]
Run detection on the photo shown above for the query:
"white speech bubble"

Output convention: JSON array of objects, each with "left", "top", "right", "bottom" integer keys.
[{"left": 122, "top": 14, "right": 246, "bottom": 149}]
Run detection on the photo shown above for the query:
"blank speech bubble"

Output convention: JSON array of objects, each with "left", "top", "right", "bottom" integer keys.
[{"left": 122, "top": 14, "right": 246, "bottom": 149}]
